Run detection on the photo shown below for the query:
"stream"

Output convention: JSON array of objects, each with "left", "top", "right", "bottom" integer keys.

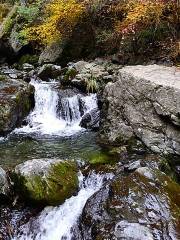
[
  {"left": 0, "top": 79, "right": 114, "bottom": 239},
  {"left": 1, "top": 78, "right": 180, "bottom": 240}
]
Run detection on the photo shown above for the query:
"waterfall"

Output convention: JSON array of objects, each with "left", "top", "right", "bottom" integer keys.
[
  {"left": 13, "top": 172, "right": 113, "bottom": 240},
  {"left": 14, "top": 79, "right": 97, "bottom": 136}
]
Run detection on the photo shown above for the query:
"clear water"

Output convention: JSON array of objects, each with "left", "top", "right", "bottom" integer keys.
[
  {"left": 0, "top": 132, "right": 102, "bottom": 169},
  {"left": 0, "top": 79, "right": 101, "bottom": 169}
]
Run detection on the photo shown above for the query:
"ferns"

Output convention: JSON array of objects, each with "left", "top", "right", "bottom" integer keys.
[{"left": 85, "top": 75, "right": 99, "bottom": 93}]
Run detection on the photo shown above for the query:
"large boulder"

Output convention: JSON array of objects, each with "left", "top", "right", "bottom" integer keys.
[
  {"left": 100, "top": 64, "right": 180, "bottom": 155},
  {"left": 0, "top": 72, "right": 34, "bottom": 134},
  {"left": 12, "top": 159, "right": 78, "bottom": 206},
  {"left": 79, "top": 165, "right": 180, "bottom": 239}
]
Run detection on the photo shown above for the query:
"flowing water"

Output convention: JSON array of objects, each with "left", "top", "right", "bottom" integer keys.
[
  {"left": 14, "top": 79, "right": 97, "bottom": 137},
  {"left": 13, "top": 172, "right": 113, "bottom": 240},
  {"left": 0, "top": 79, "right": 103, "bottom": 168},
  {"left": 0, "top": 79, "right": 115, "bottom": 239},
  {"left": 1, "top": 76, "right": 180, "bottom": 240}
]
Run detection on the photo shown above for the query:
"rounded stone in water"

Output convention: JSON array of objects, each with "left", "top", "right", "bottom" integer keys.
[{"left": 12, "top": 159, "right": 78, "bottom": 206}]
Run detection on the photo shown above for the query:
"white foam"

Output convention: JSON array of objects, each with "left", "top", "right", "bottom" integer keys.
[
  {"left": 13, "top": 172, "right": 113, "bottom": 240},
  {"left": 14, "top": 80, "right": 97, "bottom": 136}
]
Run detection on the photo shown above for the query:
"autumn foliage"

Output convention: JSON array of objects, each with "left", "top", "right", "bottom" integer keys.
[
  {"left": 115, "top": 0, "right": 179, "bottom": 37},
  {"left": 27, "top": 0, "right": 84, "bottom": 45},
  {"left": 3, "top": 0, "right": 178, "bottom": 63}
]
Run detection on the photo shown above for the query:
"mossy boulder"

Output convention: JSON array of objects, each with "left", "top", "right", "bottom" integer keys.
[{"left": 13, "top": 159, "right": 78, "bottom": 206}]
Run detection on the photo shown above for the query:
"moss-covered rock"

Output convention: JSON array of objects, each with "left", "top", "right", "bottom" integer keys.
[{"left": 12, "top": 159, "right": 78, "bottom": 206}]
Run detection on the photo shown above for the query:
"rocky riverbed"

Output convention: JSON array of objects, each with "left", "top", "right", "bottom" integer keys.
[{"left": 0, "top": 60, "right": 180, "bottom": 239}]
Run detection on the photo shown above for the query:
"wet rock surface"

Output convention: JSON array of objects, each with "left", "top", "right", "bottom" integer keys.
[
  {"left": 62, "top": 60, "right": 120, "bottom": 93},
  {"left": 80, "top": 108, "right": 100, "bottom": 130},
  {"left": 79, "top": 161, "right": 180, "bottom": 240},
  {"left": 0, "top": 205, "right": 41, "bottom": 240},
  {"left": 12, "top": 159, "right": 78, "bottom": 206},
  {"left": 0, "top": 69, "right": 34, "bottom": 135},
  {"left": 0, "top": 61, "right": 180, "bottom": 239},
  {"left": 37, "top": 64, "right": 62, "bottom": 81},
  {"left": 100, "top": 64, "right": 180, "bottom": 155}
]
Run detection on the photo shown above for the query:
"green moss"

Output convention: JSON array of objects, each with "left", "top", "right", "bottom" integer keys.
[
  {"left": 86, "top": 150, "right": 119, "bottom": 166},
  {"left": 88, "top": 152, "right": 110, "bottom": 165},
  {"left": 13, "top": 160, "right": 78, "bottom": 206}
]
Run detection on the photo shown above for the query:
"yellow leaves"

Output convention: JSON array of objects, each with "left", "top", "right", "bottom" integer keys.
[
  {"left": 26, "top": 0, "right": 84, "bottom": 45},
  {"left": 115, "top": 0, "right": 167, "bottom": 36}
]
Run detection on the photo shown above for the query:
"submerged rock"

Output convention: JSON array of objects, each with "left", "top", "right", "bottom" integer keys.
[
  {"left": 0, "top": 74, "right": 34, "bottom": 134},
  {"left": 12, "top": 159, "right": 78, "bottom": 206},
  {"left": 79, "top": 165, "right": 180, "bottom": 239},
  {"left": 100, "top": 64, "right": 180, "bottom": 155}
]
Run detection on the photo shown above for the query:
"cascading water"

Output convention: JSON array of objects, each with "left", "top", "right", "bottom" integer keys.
[
  {"left": 14, "top": 79, "right": 97, "bottom": 136},
  {"left": 9, "top": 78, "right": 109, "bottom": 240},
  {"left": 13, "top": 172, "right": 113, "bottom": 240}
]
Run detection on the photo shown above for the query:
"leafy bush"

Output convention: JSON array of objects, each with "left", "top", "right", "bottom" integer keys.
[
  {"left": 1, "top": 4, "right": 18, "bottom": 35},
  {"left": 26, "top": 0, "right": 84, "bottom": 45},
  {"left": 112, "top": 0, "right": 180, "bottom": 62}
]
